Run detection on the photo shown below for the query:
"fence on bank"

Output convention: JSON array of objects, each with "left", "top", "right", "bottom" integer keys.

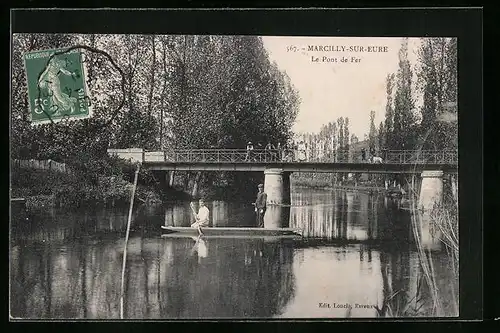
[{"left": 12, "top": 159, "right": 73, "bottom": 174}]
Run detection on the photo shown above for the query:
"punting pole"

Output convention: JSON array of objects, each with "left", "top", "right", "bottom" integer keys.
[
  {"left": 120, "top": 163, "right": 140, "bottom": 319},
  {"left": 190, "top": 202, "right": 204, "bottom": 236}
]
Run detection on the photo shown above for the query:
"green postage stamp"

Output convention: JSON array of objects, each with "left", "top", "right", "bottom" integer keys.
[{"left": 24, "top": 47, "right": 92, "bottom": 124}]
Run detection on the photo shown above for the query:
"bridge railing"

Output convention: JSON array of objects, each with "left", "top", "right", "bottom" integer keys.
[
  {"left": 144, "top": 149, "right": 457, "bottom": 165},
  {"left": 384, "top": 150, "right": 458, "bottom": 164},
  {"left": 162, "top": 149, "right": 288, "bottom": 163},
  {"left": 159, "top": 149, "right": 355, "bottom": 163}
]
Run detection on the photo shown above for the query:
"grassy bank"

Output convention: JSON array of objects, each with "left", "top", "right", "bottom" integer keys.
[
  {"left": 291, "top": 172, "right": 380, "bottom": 188},
  {"left": 11, "top": 158, "right": 166, "bottom": 210},
  {"left": 291, "top": 176, "right": 333, "bottom": 189},
  {"left": 291, "top": 174, "right": 404, "bottom": 197}
]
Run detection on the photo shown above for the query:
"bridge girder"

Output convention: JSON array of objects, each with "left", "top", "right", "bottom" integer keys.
[{"left": 142, "top": 162, "right": 458, "bottom": 174}]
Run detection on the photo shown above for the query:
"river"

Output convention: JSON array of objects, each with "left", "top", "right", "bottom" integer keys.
[{"left": 10, "top": 188, "right": 459, "bottom": 319}]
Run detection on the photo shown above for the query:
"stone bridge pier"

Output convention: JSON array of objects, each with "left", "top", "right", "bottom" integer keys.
[
  {"left": 418, "top": 170, "right": 444, "bottom": 211},
  {"left": 263, "top": 168, "right": 291, "bottom": 206}
]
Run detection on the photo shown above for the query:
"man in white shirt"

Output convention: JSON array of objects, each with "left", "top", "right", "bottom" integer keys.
[{"left": 191, "top": 199, "right": 210, "bottom": 234}]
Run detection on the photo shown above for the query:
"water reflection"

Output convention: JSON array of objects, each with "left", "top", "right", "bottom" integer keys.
[
  {"left": 157, "top": 237, "right": 295, "bottom": 318},
  {"left": 278, "top": 246, "right": 384, "bottom": 318},
  {"left": 163, "top": 201, "right": 254, "bottom": 228},
  {"left": 416, "top": 211, "right": 444, "bottom": 251},
  {"left": 164, "top": 204, "right": 191, "bottom": 227},
  {"left": 289, "top": 189, "right": 408, "bottom": 242},
  {"left": 10, "top": 188, "right": 458, "bottom": 319},
  {"left": 264, "top": 205, "right": 291, "bottom": 228},
  {"left": 11, "top": 233, "right": 296, "bottom": 318}
]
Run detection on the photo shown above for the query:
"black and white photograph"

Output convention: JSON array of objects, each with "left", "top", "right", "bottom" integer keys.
[{"left": 9, "top": 9, "right": 474, "bottom": 320}]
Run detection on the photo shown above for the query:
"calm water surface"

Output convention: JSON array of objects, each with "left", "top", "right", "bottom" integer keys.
[{"left": 10, "top": 188, "right": 458, "bottom": 319}]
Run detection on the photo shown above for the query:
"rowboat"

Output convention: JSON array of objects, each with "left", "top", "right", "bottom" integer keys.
[
  {"left": 161, "top": 226, "right": 303, "bottom": 237},
  {"left": 161, "top": 234, "right": 301, "bottom": 241}
]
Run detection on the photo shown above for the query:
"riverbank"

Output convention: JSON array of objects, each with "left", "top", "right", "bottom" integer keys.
[
  {"left": 292, "top": 179, "right": 405, "bottom": 197},
  {"left": 10, "top": 158, "right": 169, "bottom": 210},
  {"left": 11, "top": 169, "right": 162, "bottom": 210},
  {"left": 10, "top": 159, "right": 252, "bottom": 211}
]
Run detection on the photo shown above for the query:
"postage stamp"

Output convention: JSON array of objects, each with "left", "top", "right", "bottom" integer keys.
[{"left": 24, "top": 47, "right": 92, "bottom": 124}]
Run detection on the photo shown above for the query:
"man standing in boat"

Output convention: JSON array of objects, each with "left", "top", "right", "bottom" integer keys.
[
  {"left": 191, "top": 198, "right": 210, "bottom": 235},
  {"left": 254, "top": 184, "right": 267, "bottom": 228}
]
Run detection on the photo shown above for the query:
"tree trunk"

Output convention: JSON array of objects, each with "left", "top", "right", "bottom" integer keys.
[
  {"left": 169, "top": 171, "right": 175, "bottom": 187},
  {"left": 159, "top": 38, "right": 168, "bottom": 150},
  {"left": 183, "top": 172, "right": 190, "bottom": 190},
  {"left": 148, "top": 35, "right": 156, "bottom": 116},
  {"left": 451, "top": 175, "right": 458, "bottom": 203},
  {"left": 180, "top": 36, "right": 188, "bottom": 124},
  {"left": 191, "top": 171, "right": 202, "bottom": 198}
]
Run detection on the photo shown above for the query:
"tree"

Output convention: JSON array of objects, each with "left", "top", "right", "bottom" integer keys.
[
  {"left": 166, "top": 35, "right": 299, "bottom": 152},
  {"left": 11, "top": 34, "right": 301, "bottom": 197},
  {"left": 11, "top": 33, "right": 75, "bottom": 159},
  {"left": 337, "top": 117, "right": 344, "bottom": 157},
  {"left": 350, "top": 134, "right": 358, "bottom": 145},
  {"left": 378, "top": 121, "right": 385, "bottom": 152},
  {"left": 330, "top": 122, "right": 337, "bottom": 160},
  {"left": 163, "top": 35, "right": 300, "bottom": 194},
  {"left": 383, "top": 73, "right": 395, "bottom": 149},
  {"left": 368, "top": 110, "right": 377, "bottom": 153},
  {"left": 392, "top": 38, "right": 417, "bottom": 150},
  {"left": 416, "top": 37, "right": 457, "bottom": 150}
]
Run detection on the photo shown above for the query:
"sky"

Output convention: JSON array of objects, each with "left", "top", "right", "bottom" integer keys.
[{"left": 262, "top": 37, "right": 421, "bottom": 140}]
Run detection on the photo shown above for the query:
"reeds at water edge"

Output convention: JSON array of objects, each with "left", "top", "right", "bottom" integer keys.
[
  {"left": 406, "top": 173, "right": 459, "bottom": 317},
  {"left": 373, "top": 174, "right": 458, "bottom": 318}
]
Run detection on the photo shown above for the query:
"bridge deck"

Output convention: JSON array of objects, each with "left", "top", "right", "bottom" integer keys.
[
  {"left": 142, "top": 161, "right": 457, "bottom": 173},
  {"left": 108, "top": 149, "right": 458, "bottom": 173}
]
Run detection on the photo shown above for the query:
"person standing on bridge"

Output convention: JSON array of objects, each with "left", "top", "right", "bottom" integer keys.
[
  {"left": 265, "top": 142, "right": 275, "bottom": 161},
  {"left": 282, "top": 142, "right": 290, "bottom": 161},
  {"left": 245, "top": 141, "right": 254, "bottom": 161},
  {"left": 297, "top": 140, "right": 307, "bottom": 161},
  {"left": 254, "top": 184, "right": 267, "bottom": 228}
]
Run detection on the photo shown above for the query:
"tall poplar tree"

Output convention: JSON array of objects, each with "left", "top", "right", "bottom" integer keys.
[
  {"left": 393, "top": 38, "right": 416, "bottom": 150},
  {"left": 384, "top": 73, "right": 395, "bottom": 149}
]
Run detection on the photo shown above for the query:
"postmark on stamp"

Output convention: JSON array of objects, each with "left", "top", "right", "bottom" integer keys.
[{"left": 24, "top": 47, "right": 92, "bottom": 124}]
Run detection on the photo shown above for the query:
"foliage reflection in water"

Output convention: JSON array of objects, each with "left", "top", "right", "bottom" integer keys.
[{"left": 10, "top": 189, "right": 458, "bottom": 319}]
